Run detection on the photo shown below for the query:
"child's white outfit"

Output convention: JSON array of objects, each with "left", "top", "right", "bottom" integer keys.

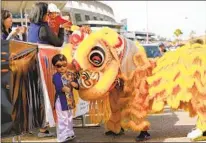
[{"left": 55, "top": 97, "right": 74, "bottom": 142}]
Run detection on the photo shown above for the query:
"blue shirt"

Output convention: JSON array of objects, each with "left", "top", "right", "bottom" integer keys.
[
  {"left": 52, "top": 72, "right": 79, "bottom": 111},
  {"left": 28, "top": 23, "right": 49, "bottom": 44}
]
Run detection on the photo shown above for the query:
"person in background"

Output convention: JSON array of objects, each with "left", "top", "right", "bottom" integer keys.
[
  {"left": 136, "top": 45, "right": 166, "bottom": 142},
  {"left": 52, "top": 54, "right": 79, "bottom": 142},
  {"left": 1, "top": 9, "right": 27, "bottom": 41},
  {"left": 27, "top": 2, "right": 58, "bottom": 138},
  {"left": 159, "top": 43, "right": 167, "bottom": 54},
  {"left": 47, "top": 3, "right": 72, "bottom": 36},
  {"left": 62, "top": 15, "right": 73, "bottom": 44},
  {"left": 136, "top": 129, "right": 151, "bottom": 141},
  {"left": 28, "top": 2, "right": 64, "bottom": 47}
]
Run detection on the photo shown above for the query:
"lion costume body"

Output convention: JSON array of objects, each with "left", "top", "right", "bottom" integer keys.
[{"left": 61, "top": 27, "right": 206, "bottom": 141}]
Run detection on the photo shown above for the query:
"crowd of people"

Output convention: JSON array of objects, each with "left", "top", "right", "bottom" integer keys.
[{"left": 1, "top": 2, "right": 72, "bottom": 46}]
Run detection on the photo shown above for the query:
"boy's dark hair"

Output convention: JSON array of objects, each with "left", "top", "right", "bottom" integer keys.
[
  {"left": 29, "top": 2, "right": 48, "bottom": 24},
  {"left": 52, "top": 54, "right": 67, "bottom": 66}
]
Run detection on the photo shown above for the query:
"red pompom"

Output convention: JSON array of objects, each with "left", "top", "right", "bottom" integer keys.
[
  {"left": 69, "top": 31, "right": 85, "bottom": 45},
  {"left": 114, "top": 36, "right": 123, "bottom": 48}
]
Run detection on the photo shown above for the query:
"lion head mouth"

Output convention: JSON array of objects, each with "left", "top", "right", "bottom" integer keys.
[{"left": 78, "top": 70, "right": 100, "bottom": 89}]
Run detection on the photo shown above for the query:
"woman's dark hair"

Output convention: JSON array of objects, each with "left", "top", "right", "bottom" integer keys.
[
  {"left": 29, "top": 2, "right": 48, "bottom": 24},
  {"left": 52, "top": 54, "right": 67, "bottom": 66},
  {"left": 1, "top": 9, "right": 12, "bottom": 35}
]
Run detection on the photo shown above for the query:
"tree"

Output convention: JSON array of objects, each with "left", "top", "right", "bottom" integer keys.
[
  {"left": 174, "top": 29, "right": 183, "bottom": 37},
  {"left": 174, "top": 29, "right": 183, "bottom": 44}
]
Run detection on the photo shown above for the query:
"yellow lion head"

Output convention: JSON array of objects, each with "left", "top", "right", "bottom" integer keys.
[{"left": 62, "top": 27, "right": 145, "bottom": 101}]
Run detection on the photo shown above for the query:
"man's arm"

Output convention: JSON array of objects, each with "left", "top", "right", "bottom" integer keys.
[
  {"left": 39, "top": 25, "right": 64, "bottom": 47},
  {"left": 57, "top": 16, "right": 72, "bottom": 25}
]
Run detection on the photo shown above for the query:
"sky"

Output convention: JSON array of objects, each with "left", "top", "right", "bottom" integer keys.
[{"left": 102, "top": 1, "right": 206, "bottom": 40}]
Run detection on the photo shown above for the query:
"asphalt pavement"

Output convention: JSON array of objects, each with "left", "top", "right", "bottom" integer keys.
[{"left": 2, "top": 106, "right": 206, "bottom": 142}]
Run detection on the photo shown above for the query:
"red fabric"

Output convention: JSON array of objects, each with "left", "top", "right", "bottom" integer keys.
[
  {"left": 48, "top": 15, "right": 72, "bottom": 35},
  {"left": 39, "top": 48, "right": 61, "bottom": 122},
  {"left": 56, "top": 15, "right": 69, "bottom": 24}
]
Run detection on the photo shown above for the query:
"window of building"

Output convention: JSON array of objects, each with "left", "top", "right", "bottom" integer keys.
[
  {"left": 93, "top": 16, "right": 97, "bottom": 20},
  {"left": 90, "top": 24, "right": 117, "bottom": 29},
  {"left": 128, "top": 38, "right": 134, "bottom": 40},
  {"left": 12, "top": 13, "right": 21, "bottom": 18},
  {"left": 85, "top": 15, "right": 90, "bottom": 21},
  {"left": 100, "top": 18, "right": 103, "bottom": 21},
  {"left": 75, "top": 13, "right": 82, "bottom": 22},
  {"left": 13, "top": 22, "right": 21, "bottom": 27}
]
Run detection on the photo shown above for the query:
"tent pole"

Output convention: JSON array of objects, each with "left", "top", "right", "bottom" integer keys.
[{"left": 20, "top": 8, "right": 23, "bottom": 26}]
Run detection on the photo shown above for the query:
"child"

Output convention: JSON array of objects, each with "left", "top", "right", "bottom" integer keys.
[
  {"left": 52, "top": 54, "right": 79, "bottom": 142},
  {"left": 47, "top": 3, "right": 72, "bottom": 35}
]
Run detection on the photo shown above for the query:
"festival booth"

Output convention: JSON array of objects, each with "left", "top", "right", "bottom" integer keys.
[
  {"left": 1, "top": 40, "right": 45, "bottom": 139},
  {"left": 1, "top": 40, "right": 90, "bottom": 140}
]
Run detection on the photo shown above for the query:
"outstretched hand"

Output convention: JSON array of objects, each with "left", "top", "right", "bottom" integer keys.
[
  {"left": 19, "top": 26, "right": 27, "bottom": 34},
  {"left": 62, "top": 21, "right": 72, "bottom": 29},
  {"left": 11, "top": 26, "right": 20, "bottom": 36}
]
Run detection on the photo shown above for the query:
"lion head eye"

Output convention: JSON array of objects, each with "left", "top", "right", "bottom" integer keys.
[{"left": 89, "top": 46, "right": 105, "bottom": 67}]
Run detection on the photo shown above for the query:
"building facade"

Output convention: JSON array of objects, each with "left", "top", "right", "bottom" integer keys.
[
  {"left": 123, "top": 31, "right": 156, "bottom": 43},
  {"left": 61, "top": 1, "right": 123, "bottom": 33}
]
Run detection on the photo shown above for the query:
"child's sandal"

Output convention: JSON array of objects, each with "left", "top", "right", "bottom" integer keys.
[{"left": 65, "top": 135, "right": 76, "bottom": 141}]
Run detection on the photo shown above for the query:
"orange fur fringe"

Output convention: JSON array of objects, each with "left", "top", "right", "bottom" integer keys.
[
  {"left": 88, "top": 92, "right": 111, "bottom": 124},
  {"left": 119, "top": 52, "right": 156, "bottom": 131}
]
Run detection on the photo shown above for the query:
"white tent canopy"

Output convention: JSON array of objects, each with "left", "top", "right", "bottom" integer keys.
[{"left": 2, "top": 1, "right": 67, "bottom": 14}]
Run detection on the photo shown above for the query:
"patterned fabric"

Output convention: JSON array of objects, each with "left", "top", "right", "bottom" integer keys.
[{"left": 61, "top": 75, "right": 76, "bottom": 109}]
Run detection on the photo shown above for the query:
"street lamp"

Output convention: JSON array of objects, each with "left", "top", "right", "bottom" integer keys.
[
  {"left": 24, "top": 12, "right": 29, "bottom": 42},
  {"left": 182, "top": 16, "right": 188, "bottom": 40},
  {"left": 146, "top": 1, "right": 149, "bottom": 44}
]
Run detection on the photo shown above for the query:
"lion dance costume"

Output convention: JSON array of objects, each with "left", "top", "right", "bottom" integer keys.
[{"left": 61, "top": 26, "right": 206, "bottom": 141}]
